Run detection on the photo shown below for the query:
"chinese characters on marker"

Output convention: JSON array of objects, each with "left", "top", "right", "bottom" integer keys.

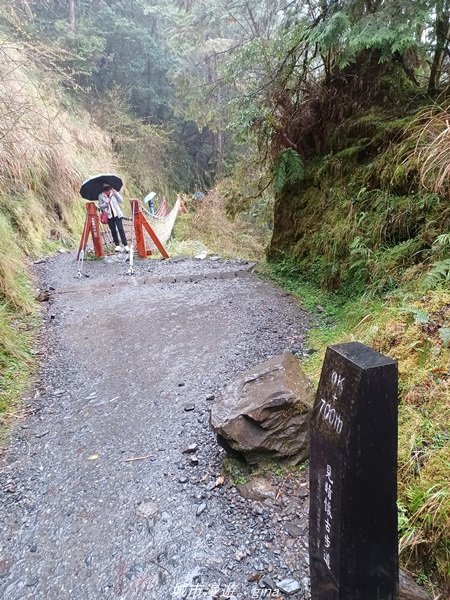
[
  {"left": 323, "top": 463, "right": 334, "bottom": 570},
  {"left": 320, "top": 369, "right": 344, "bottom": 572}
]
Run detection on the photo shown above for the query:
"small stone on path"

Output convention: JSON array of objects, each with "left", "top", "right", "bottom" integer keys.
[
  {"left": 278, "top": 578, "right": 302, "bottom": 595},
  {"left": 237, "top": 477, "right": 276, "bottom": 501},
  {"left": 285, "top": 523, "right": 303, "bottom": 538},
  {"left": 136, "top": 501, "right": 159, "bottom": 521},
  {"left": 259, "top": 575, "right": 276, "bottom": 590},
  {"left": 182, "top": 444, "right": 198, "bottom": 454}
]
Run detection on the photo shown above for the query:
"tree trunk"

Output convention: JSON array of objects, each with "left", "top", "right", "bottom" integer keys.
[
  {"left": 428, "top": 5, "right": 450, "bottom": 94},
  {"left": 69, "top": 0, "right": 76, "bottom": 33},
  {"left": 215, "top": 81, "right": 224, "bottom": 178}
]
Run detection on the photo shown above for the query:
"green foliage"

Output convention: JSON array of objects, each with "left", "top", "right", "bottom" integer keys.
[
  {"left": 222, "top": 457, "right": 250, "bottom": 486},
  {"left": 401, "top": 306, "right": 430, "bottom": 326},
  {"left": 310, "top": 11, "right": 351, "bottom": 55},
  {"left": 0, "top": 303, "right": 36, "bottom": 418},
  {"left": 423, "top": 259, "right": 450, "bottom": 289},
  {"left": 9, "top": 0, "right": 176, "bottom": 120},
  {"left": 265, "top": 264, "right": 450, "bottom": 590},
  {"left": 438, "top": 327, "right": 450, "bottom": 346},
  {"left": 433, "top": 233, "right": 450, "bottom": 249},
  {"left": 269, "top": 103, "right": 450, "bottom": 296},
  {"left": 273, "top": 149, "right": 304, "bottom": 196},
  {"left": 1, "top": 0, "right": 207, "bottom": 190},
  {"left": 312, "top": 2, "right": 427, "bottom": 68},
  {"left": 90, "top": 89, "right": 191, "bottom": 195}
]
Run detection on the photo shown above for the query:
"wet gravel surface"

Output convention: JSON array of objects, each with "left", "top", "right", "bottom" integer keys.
[{"left": 0, "top": 253, "right": 312, "bottom": 600}]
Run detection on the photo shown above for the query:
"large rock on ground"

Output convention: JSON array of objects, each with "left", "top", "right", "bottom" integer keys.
[
  {"left": 399, "top": 570, "right": 431, "bottom": 600},
  {"left": 210, "top": 353, "right": 314, "bottom": 465}
]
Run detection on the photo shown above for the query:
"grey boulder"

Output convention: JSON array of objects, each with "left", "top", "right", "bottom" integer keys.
[
  {"left": 210, "top": 353, "right": 314, "bottom": 465},
  {"left": 399, "top": 570, "right": 431, "bottom": 600}
]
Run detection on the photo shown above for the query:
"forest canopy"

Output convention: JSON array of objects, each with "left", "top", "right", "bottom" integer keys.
[{"left": 2, "top": 0, "right": 450, "bottom": 192}]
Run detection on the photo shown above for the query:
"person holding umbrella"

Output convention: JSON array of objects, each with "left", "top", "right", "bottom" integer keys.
[
  {"left": 98, "top": 183, "right": 129, "bottom": 253},
  {"left": 80, "top": 174, "right": 130, "bottom": 253}
]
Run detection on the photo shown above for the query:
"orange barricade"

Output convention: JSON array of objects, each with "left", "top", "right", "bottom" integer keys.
[
  {"left": 77, "top": 202, "right": 104, "bottom": 259},
  {"left": 130, "top": 199, "right": 169, "bottom": 259}
]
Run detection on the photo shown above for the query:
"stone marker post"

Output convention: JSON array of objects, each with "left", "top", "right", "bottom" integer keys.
[{"left": 309, "top": 342, "right": 398, "bottom": 600}]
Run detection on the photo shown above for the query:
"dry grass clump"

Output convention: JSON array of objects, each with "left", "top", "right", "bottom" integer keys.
[
  {"left": 0, "top": 40, "right": 116, "bottom": 211},
  {"left": 173, "top": 191, "right": 268, "bottom": 260},
  {"left": 408, "top": 100, "right": 450, "bottom": 195},
  {"left": 0, "top": 41, "right": 117, "bottom": 298}
]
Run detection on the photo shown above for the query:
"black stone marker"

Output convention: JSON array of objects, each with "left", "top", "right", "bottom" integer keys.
[{"left": 309, "top": 342, "right": 398, "bottom": 600}]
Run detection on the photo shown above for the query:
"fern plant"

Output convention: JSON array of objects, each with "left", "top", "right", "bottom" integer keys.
[
  {"left": 432, "top": 233, "right": 450, "bottom": 248},
  {"left": 423, "top": 259, "right": 450, "bottom": 289},
  {"left": 400, "top": 305, "right": 430, "bottom": 325},
  {"left": 310, "top": 4, "right": 426, "bottom": 69},
  {"left": 272, "top": 148, "right": 304, "bottom": 196}
]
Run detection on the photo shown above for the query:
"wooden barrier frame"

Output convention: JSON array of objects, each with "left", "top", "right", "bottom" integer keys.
[
  {"left": 77, "top": 202, "right": 104, "bottom": 259},
  {"left": 130, "top": 199, "right": 169, "bottom": 259}
]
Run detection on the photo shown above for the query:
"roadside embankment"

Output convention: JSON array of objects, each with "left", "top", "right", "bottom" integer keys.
[{"left": 0, "top": 41, "right": 117, "bottom": 418}]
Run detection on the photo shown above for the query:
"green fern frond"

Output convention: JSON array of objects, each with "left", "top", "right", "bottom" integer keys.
[
  {"left": 400, "top": 306, "right": 430, "bottom": 325},
  {"left": 311, "top": 11, "right": 350, "bottom": 50},
  {"left": 273, "top": 148, "right": 304, "bottom": 195},
  {"left": 432, "top": 233, "right": 450, "bottom": 248},
  {"left": 423, "top": 259, "right": 450, "bottom": 289}
]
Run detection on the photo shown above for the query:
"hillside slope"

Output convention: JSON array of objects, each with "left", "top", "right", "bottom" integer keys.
[{"left": 0, "top": 40, "right": 118, "bottom": 416}]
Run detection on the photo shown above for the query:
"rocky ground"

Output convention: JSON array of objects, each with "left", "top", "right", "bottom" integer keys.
[{"left": 0, "top": 252, "right": 312, "bottom": 600}]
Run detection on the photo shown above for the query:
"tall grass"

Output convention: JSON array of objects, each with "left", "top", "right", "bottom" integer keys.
[
  {"left": 0, "top": 40, "right": 118, "bottom": 417},
  {"left": 88, "top": 89, "right": 188, "bottom": 197},
  {"left": 407, "top": 101, "right": 450, "bottom": 196}
]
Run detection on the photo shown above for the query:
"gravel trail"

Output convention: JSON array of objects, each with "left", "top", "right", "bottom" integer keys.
[{"left": 0, "top": 253, "right": 312, "bottom": 600}]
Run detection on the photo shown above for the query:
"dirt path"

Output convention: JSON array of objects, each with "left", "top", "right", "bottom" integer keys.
[{"left": 0, "top": 253, "right": 311, "bottom": 600}]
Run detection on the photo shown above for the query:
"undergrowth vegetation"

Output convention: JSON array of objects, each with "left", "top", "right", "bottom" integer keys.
[
  {"left": 173, "top": 190, "right": 270, "bottom": 260},
  {"left": 264, "top": 99, "right": 450, "bottom": 594},
  {"left": 88, "top": 89, "right": 191, "bottom": 196},
  {"left": 269, "top": 102, "right": 450, "bottom": 296}
]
